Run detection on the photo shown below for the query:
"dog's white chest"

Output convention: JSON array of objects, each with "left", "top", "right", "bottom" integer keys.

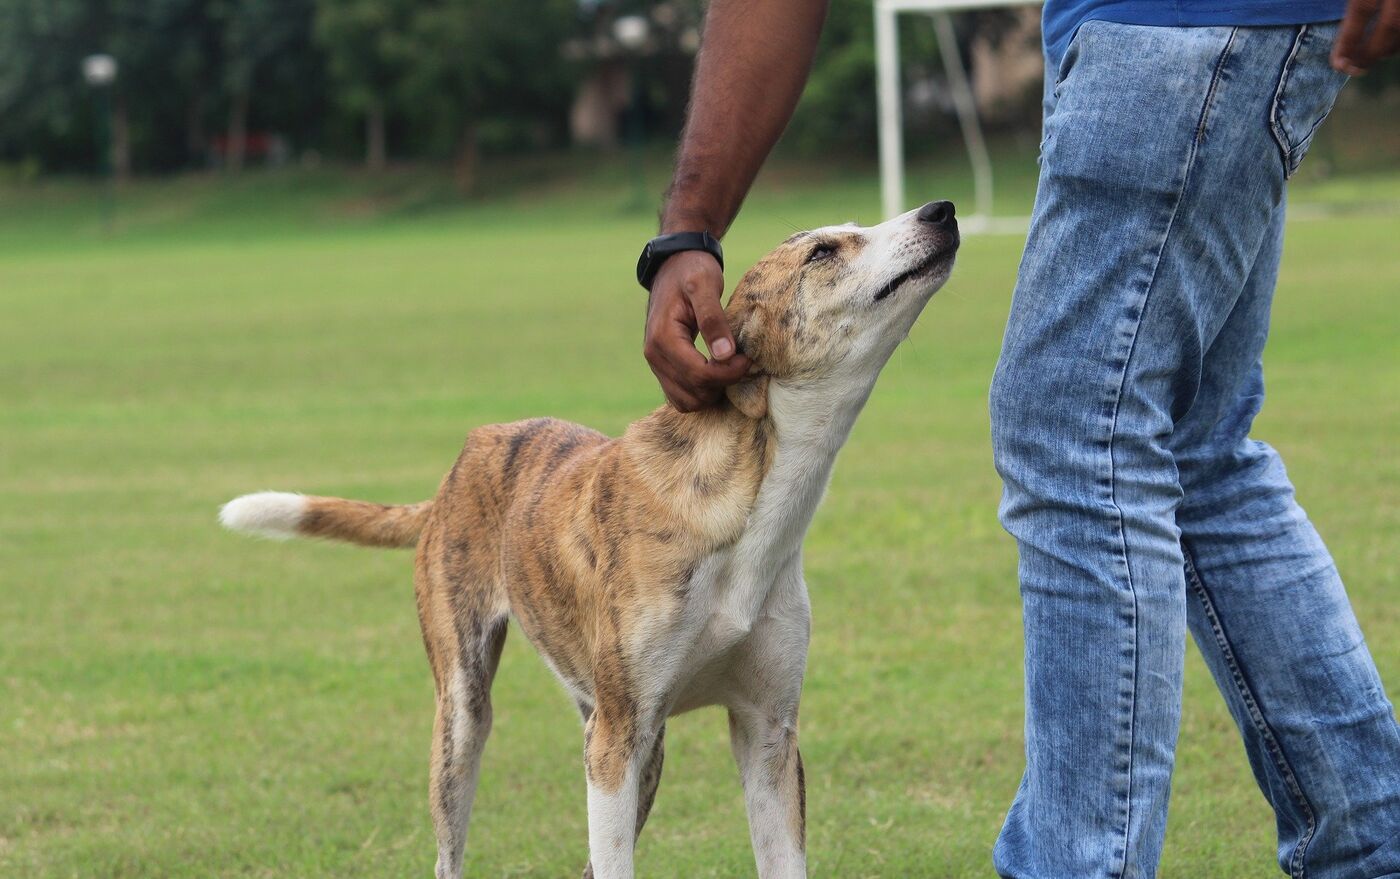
[
  {"left": 643, "top": 381, "right": 880, "bottom": 717},
  {"left": 662, "top": 435, "right": 840, "bottom": 712},
  {"left": 665, "top": 554, "right": 803, "bottom": 714}
]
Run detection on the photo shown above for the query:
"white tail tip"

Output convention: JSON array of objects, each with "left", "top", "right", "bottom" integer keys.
[{"left": 219, "top": 492, "right": 308, "bottom": 540}]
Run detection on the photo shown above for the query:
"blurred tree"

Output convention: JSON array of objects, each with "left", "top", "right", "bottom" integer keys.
[
  {"left": 398, "top": 0, "right": 577, "bottom": 191},
  {"left": 151, "top": 0, "right": 224, "bottom": 169},
  {"left": 785, "top": 0, "right": 997, "bottom": 158},
  {"left": 0, "top": 0, "right": 99, "bottom": 173},
  {"left": 0, "top": 0, "right": 167, "bottom": 177},
  {"left": 0, "top": 0, "right": 1393, "bottom": 179},
  {"left": 213, "top": 0, "right": 317, "bottom": 172},
  {"left": 107, "top": 0, "right": 221, "bottom": 175},
  {"left": 315, "top": 0, "right": 414, "bottom": 171}
]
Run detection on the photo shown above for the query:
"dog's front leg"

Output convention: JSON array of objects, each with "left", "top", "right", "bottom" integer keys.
[
  {"left": 583, "top": 701, "right": 657, "bottom": 879},
  {"left": 728, "top": 704, "right": 807, "bottom": 878}
]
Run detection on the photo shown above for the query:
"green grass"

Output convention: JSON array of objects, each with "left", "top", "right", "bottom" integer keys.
[{"left": 1, "top": 152, "right": 1397, "bottom": 878}]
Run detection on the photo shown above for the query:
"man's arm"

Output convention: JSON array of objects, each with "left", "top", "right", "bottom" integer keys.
[{"left": 644, "top": 0, "right": 830, "bottom": 411}]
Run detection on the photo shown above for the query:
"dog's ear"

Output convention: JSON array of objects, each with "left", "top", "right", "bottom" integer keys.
[
  {"left": 726, "top": 373, "right": 769, "bottom": 420},
  {"left": 725, "top": 281, "right": 768, "bottom": 367},
  {"left": 723, "top": 294, "right": 771, "bottom": 418}
]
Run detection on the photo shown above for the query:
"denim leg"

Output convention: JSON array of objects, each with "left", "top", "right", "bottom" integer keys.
[
  {"left": 990, "top": 21, "right": 1357, "bottom": 879},
  {"left": 1173, "top": 204, "right": 1400, "bottom": 879}
]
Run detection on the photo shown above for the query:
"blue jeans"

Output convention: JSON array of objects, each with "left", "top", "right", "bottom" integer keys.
[{"left": 989, "top": 21, "right": 1400, "bottom": 879}]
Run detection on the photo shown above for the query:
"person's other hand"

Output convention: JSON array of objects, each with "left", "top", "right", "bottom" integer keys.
[
  {"left": 1333, "top": 0, "right": 1400, "bottom": 74},
  {"left": 643, "top": 250, "right": 751, "bottom": 412}
]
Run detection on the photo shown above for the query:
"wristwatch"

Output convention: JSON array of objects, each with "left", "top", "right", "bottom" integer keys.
[{"left": 636, "top": 231, "right": 724, "bottom": 291}]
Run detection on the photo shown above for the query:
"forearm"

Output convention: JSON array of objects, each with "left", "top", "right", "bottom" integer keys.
[{"left": 661, "top": 0, "right": 830, "bottom": 236}]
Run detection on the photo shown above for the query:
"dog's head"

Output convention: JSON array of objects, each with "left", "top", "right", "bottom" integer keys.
[{"left": 723, "top": 202, "right": 959, "bottom": 416}]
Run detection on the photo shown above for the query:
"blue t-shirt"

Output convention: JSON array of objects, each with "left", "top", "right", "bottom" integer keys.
[{"left": 1043, "top": 1, "right": 1348, "bottom": 67}]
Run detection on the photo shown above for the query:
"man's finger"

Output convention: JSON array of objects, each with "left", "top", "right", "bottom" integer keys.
[
  {"left": 1361, "top": 0, "right": 1400, "bottom": 66},
  {"left": 697, "top": 351, "right": 753, "bottom": 385},
  {"left": 664, "top": 370, "right": 720, "bottom": 411},
  {"left": 1334, "top": 0, "right": 1380, "bottom": 72},
  {"left": 686, "top": 282, "right": 736, "bottom": 361},
  {"left": 647, "top": 350, "right": 706, "bottom": 410},
  {"left": 662, "top": 326, "right": 751, "bottom": 387},
  {"left": 660, "top": 316, "right": 750, "bottom": 377},
  {"left": 657, "top": 373, "right": 705, "bottom": 412},
  {"left": 652, "top": 337, "right": 751, "bottom": 411},
  {"left": 656, "top": 323, "right": 750, "bottom": 396}
]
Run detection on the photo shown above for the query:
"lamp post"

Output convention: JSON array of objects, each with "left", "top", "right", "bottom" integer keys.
[
  {"left": 613, "top": 15, "right": 650, "bottom": 211},
  {"left": 82, "top": 53, "right": 118, "bottom": 232}
]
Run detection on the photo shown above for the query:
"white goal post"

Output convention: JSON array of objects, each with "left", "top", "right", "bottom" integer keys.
[{"left": 875, "top": 0, "right": 1040, "bottom": 229}]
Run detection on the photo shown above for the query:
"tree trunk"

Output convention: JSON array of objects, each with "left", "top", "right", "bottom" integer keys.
[
  {"left": 366, "top": 99, "right": 387, "bottom": 172},
  {"left": 453, "top": 121, "right": 478, "bottom": 195},
  {"left": 227, "top": 92, "right": 249, "bottom": 173},
  {"left": 112, "top": 94, "right": 132, "bottom": 182},
  {"left": 186, "top": 93, "right": 207, "bottom": 168}
]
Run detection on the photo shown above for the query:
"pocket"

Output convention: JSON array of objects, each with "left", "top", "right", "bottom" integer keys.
[{"left": 1270, "top": 23, "right": 1350, "bottom": 178}]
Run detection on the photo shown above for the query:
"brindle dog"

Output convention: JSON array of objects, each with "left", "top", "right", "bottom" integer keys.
[{"left": 221, "top": 201, "right": 959, "bottom": 879}]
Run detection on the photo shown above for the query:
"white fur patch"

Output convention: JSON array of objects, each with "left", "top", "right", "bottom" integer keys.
[{"left": 219, "top": 491, "right": 307, "bottom": 539}]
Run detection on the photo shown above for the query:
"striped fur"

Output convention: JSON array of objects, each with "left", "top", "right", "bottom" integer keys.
[{"left": 221, "top": 206, "right": 958, "bottom": 879}]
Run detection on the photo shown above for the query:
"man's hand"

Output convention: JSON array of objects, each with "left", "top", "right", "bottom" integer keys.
[
  {"left": 1333, "top": 0, "right": 1400, "bottom": 75},
  {"left": 643, "top": 250, "right": 750, "bottom": 412},
  {"left": 643, "top": 0, "right": 827, "bottom": 408}
]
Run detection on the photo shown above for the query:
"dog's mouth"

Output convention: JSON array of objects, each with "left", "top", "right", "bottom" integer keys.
[{"left": 871, "top": 242, "right": 958, "bottom": 303}]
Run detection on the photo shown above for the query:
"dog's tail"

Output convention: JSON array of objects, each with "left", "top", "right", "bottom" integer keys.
[{"left": 219, "top": 491, "right": 431, "bottom": 549}]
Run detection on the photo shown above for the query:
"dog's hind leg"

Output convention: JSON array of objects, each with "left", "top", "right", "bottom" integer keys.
[
  {"left": 581, "top": 722, "right": 665, "bottom": 879},
  {"left": 426, "top": 612, "right": 508, "bottom": 879}
]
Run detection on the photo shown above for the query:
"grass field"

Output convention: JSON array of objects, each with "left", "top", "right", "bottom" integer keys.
[{"left": 2, "top": 151, "right": 1397, "bottom": 878}]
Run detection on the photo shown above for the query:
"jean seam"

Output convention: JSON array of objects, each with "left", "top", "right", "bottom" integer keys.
[
  {"left": 1194, "top": 29, "right": 1238, "bottom": 144},
  {"left": 1098, "top": 31, "right": 1237, "bottom": 879},
  {"left": 1270, "top": 26, "right": 1310, "bottom": 179},
  {"left": 1182, "top": 542, "right": 1318, "bottom": 878}
]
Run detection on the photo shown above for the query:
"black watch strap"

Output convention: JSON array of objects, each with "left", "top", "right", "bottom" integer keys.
[{"left": 636, "top": 231, "right": 724, "bottom": 290}]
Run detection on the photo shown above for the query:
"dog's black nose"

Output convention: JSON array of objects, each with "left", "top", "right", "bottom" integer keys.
[{"left": 917, "top": 200, "right": 956, "bottom": 226}]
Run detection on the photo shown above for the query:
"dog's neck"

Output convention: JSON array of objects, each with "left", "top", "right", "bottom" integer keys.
[
  {"left": 743, "top": 373, "right": 880, "bottom": 555},
  {"left": 622, "top": 401, "right": 771, "bottom": 548},
  {"left": 622, "top": 370, "right": 878, "bottom": 553}
]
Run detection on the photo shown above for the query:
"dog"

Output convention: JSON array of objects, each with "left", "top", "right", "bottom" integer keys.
[{"left": 220, "top": 200, "right": 959, "bottom": 879}]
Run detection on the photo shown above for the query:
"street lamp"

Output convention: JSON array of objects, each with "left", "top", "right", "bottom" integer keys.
[
  {"left": 612, "top": 16, "right": 650, "bottom": 210},
  {"left": 82, "top": 54, "right": 118, "bottom": 231},
  {"left": 82, "top": 53, "right": 117, "bottom": 88},
  {"left": 612, "top": 15, "right": 649, "bottom": 51}
]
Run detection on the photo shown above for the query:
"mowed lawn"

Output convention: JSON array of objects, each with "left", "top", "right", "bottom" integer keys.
[{"left": 2, "top": 162, "right": 1397, "bottom": 878}]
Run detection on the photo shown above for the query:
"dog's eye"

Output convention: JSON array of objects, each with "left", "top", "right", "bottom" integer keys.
[{"left": 807, "top": 243, "right": 836, "bottom": 263}]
